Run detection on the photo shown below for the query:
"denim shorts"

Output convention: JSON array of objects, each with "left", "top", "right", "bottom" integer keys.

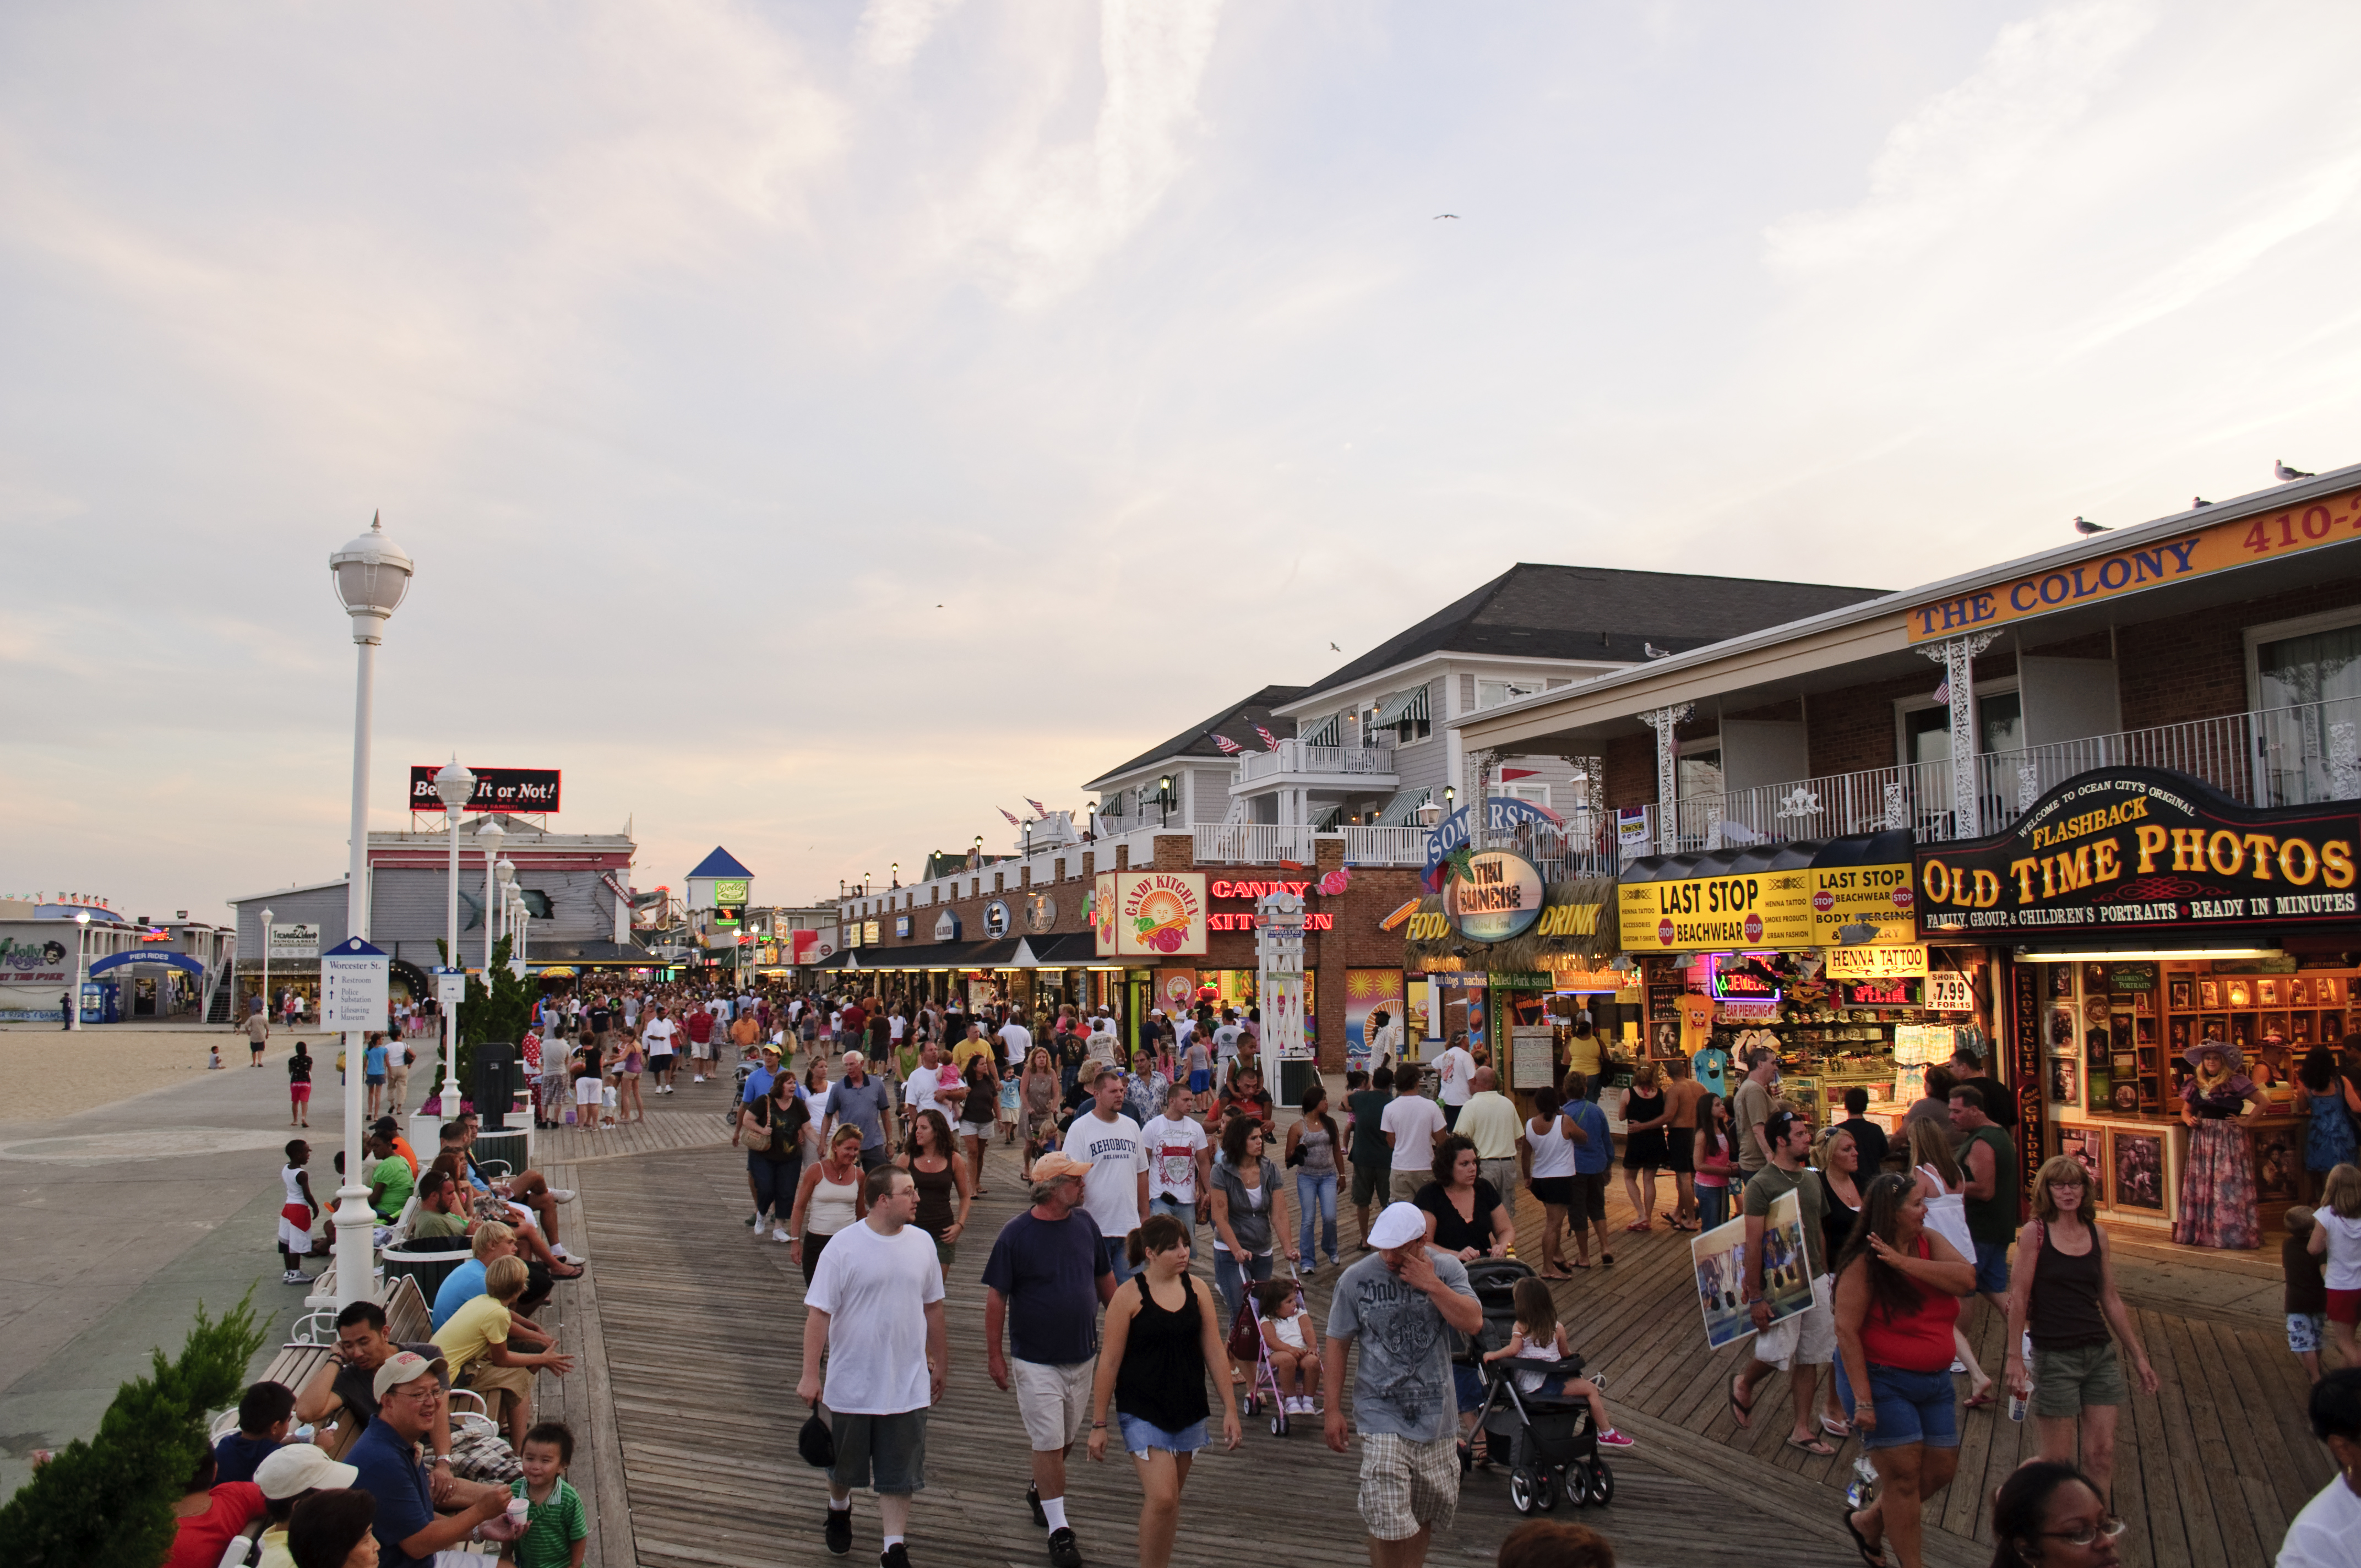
[
  {"left": 1118, "top": 1414, "right": 1207, "bottom": 1455},
  {"left": 1971, "top": 1239, "right": 2011, "bottom": 1296},
  {"left": 1839, "top": 1362, "right": 1958, "bottom": 1452}
]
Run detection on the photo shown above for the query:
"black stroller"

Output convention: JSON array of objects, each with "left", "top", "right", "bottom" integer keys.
[{"left": 1458, "top": 1259, "right": 1614, "bottom": 1515}]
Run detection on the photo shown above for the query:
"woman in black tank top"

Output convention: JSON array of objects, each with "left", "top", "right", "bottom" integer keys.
[
  {"left": 2003, "top": 1155, "right": 2158, "bottom": 1509},
  {"left": 1087, "top": 1215, "right": 1243, "bottom": 1567}
]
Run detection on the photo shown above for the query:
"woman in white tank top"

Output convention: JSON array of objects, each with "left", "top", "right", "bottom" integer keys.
[
  {"left": 790, "top": 1125, "right": 869, "bottom": 1288},
  {"left": 1519, "top": 1085, "right": 1581, "bottom": 1280},
  {"left": 1908, "top": 1120, "right": 1993, "bottom": 1403}
]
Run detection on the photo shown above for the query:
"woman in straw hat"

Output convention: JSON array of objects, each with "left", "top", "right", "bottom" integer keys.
[{"left": 2173, "top": 1036, "right": 2262, "bottom": 1249}]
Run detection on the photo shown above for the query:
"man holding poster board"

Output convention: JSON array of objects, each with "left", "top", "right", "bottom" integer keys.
[{"left": 1728, "top": 1109, "right": 1839, "bottom": 1456}]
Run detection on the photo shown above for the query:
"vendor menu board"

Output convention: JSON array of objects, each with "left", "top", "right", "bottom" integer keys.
[{"left": 1619, "top": 867, "right": 1811, "bottom": 950}]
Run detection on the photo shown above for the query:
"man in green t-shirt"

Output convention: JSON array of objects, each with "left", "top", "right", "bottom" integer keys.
[
  {"left": 366, "top": 1129, "right": 415, "bottom": 1222},
  {"left": 1950, "top": 1085, "right": 2019, "bottom": 1315},
  {"left": 1730, "top": 1109, "right": 1838, "bottom": 1456}
]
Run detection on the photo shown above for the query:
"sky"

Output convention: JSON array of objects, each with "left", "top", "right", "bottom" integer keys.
[{"left": 6, "top": 0, "right": 2361, "bottom": 920}]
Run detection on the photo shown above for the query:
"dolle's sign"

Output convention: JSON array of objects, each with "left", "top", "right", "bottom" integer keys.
[
  {"left": 408, "top": 766, "right": 563, "bottom": 813},
  {"left": 1916, "top": 766, "right": 2360, "bottom": 937}
]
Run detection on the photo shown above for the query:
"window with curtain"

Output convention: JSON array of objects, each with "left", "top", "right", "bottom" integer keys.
[{"left": 2256, "top": 623, "right": 2361, "bottom": 804}]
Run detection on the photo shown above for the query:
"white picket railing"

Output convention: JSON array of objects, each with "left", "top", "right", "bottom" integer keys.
[
  {"left": 1341, "top": 825, "right": 1429, "bottom": 865},
  {"left": 1619, "top": 700, "right": 2361, "bottom": 856},
  {"left": 1193, "top": 823, "right": 1325, "bottom": 864},
  {"left": 1233, "top": 742, "right": 1396, "bottom": 785}
]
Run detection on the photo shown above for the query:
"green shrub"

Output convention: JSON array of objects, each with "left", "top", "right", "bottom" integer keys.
[{"left": 0, "top": 1293, "right": 268, "bottom": 1568}]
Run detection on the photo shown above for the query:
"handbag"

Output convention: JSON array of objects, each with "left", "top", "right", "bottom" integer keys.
[{"left": 798, "top": 1399, "right": 836, "bottom": 1467}]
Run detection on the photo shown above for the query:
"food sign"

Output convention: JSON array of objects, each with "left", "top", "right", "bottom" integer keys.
[{"left": 1095, "top": 872, "right": 1208, "bottom": 957}]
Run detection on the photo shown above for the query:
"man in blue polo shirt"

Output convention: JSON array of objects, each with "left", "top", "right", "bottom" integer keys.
[{"left": 344, "top": 1352, "right": 516, "bottom": 1565}]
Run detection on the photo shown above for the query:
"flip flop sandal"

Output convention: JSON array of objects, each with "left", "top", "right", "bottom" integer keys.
[
  {"left": 1820, "top": 1415, "right": 1852, "bottom": 1437},
  {"left": 1841, "top": 1506, "right": 1888, "bottom": 1568},
  {"left": 1963, "top": 1391, "right": 1997, "bottom": 1411},
  {"left": 1623, "top": 1222, "right": 1653, "bottom": 1233},
  {"left": 1729, "top": 1378, "right": 1756, "bottom": 1428},
  {"left": 1786, "top": 1436, "right": 1838, "bottom": 1456}
]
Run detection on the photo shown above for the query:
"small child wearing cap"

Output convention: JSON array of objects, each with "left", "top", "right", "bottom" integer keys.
[
  {"left": 512, "top": 1420, "right": 590, "bottom": 1568},
  {"left": 2286, "top": 1205, "right": 2330, "bottom": 1382}
]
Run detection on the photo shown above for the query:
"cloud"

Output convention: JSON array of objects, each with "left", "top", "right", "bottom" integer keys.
[
  {"left": 1764, "top": 0, "right": 2156, "bottom": 273},
  {"left": 856, "top": 0, "right": 966, "bottom": 69},
  {"left": 942, "top": 0, "right": 1225, "bottom": 307}
]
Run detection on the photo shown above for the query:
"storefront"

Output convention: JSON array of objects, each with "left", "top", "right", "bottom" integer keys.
[
  {"left": 1402, "top": 863, "right": 1626, "bottom": 1091},
  {"left": 1918, "top": 764, "right": 2361, "bottom": 1238},
  {"left": 1615, "top": 832, "right": 1977, "bottom": 1138}
]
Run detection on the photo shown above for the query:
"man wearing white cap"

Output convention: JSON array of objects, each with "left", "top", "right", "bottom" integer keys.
[
  {"left": 344, "top": 1351, "right": 522, "bottom": 1566},
  {"left": 252, "top": 1443, "right": 360, "bottom": 1568},
  {"left": 1321, "top": 1202, "right": 1483, "bottom": 1568}
]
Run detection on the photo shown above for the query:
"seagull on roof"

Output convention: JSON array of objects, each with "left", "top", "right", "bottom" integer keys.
[
  {"left": 1644, "top": 642, "right": 1672, "bottom": 659},
  {"left": 2192, "top": 497, "right": 2212, "bottom": 508},
  {"left": 2278, "top": 460, "right": 2316, "bottom": 481},
  {"left": 2073, "top": 515, "right": 2109, "bottom": 535}
]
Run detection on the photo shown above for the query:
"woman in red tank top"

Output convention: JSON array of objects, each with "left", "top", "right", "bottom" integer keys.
[{"left": 1833, "top": 1172, "right": 1979, "bottom": 1568}]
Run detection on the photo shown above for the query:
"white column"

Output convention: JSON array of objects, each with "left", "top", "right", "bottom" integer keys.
[
  {"left": 332, "top": 638, "right": 378, "bottom": 1310},
  {"left": 1639, "top": 705, "right": 1692, "bottom": 854},
  {"left": 1919, "top": 634, "right": 1999, "bottom": 837}
]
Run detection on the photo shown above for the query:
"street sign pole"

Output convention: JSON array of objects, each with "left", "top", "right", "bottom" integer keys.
[{"left": 323, "top": 937, "right": 391, "bottom": 1308}]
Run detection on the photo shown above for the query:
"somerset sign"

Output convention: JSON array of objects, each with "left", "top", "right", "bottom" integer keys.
[
  {"left": 1916, "top": 766, "right": 2361, "bottom": 938},
  {"left": 407, "top": 766, "right": 563, "bottom": 813}
]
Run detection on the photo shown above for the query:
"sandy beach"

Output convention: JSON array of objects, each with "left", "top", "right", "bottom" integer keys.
[{"left": 0, "top": 1025, "right": 339, "bottom": 1124}]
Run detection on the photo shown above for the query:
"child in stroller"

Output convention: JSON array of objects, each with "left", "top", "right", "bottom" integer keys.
[
  {"left": 1483, "top": 1278, "right": 1632, "bottom": 1449},
  {"left": 1461, "top": 1264, "right": 1626, "bottom": 1514}
]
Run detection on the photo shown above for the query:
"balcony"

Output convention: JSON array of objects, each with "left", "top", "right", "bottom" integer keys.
[
  {"left": 1232, "top": 741, "right": 1396, "bottom": 791},
  {"left": 1620, "top": 699, "right": 2361, "bottom": 855}
]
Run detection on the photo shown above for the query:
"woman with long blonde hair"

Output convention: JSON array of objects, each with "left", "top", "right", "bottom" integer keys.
[{"left": 1907, "top": 1119, "right": 1991, "bottom": 1403}]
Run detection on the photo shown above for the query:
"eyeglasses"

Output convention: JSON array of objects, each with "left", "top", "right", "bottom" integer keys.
[{"left": 2038, "top": 1516, "right": 2127, "bottom": 1547}]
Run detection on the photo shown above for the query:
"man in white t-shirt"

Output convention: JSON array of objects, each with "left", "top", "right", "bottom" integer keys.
[
  {"left": 998, "top": 1011, "right": 1033, "bottom": 1070},
  {"left": 1060, "top": 1066, "right": 1149, "bottom": 1282},
  {"left": 1381, "top": 1062, "right": 1449, "bottom": 1204},
  {"left": 902, "top": 1040, "right": 968, "bottom": 1126},
  {"left": 798, "top": 1166, "right": 946, "bottom": 1561},
  {"left": 1140, "top": 1085, "right": 1211, "bottom": 1228},
  {"left": 640, "top": 1009, "right": 680, "bottom": 1095},
  {"left": 1211, "top": 1011, "right": 1243, "bottom": 1075},
  {"left": 1434, "top": 1031, "right": 1477, "bottom": 1129}
]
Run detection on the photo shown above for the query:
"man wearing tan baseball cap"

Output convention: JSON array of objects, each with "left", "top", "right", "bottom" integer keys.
[
  {"left": 252, "top": 1442, "right": 359, "bottom": 1565},
  {"left": 345, "top": 1352, "right": 523, "bottom": 1561}
]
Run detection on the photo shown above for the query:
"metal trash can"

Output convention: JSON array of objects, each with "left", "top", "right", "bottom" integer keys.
[
  {"left": 380, "top": 1245, "right": 467, "bottom": 1305},
  {"left": 1279, "top": 1058, "right": 1325, "bottom": 1107},
  {"left": 472, "top": 1126, "right": 532, "bottom": 1181}
]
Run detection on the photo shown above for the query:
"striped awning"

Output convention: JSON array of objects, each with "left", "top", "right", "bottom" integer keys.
[
  {"left": 1312, "top": 803, "right": 1345, "bottom": 831},
  {"left": 1372, "top": 787, "right": 1433, "bottom": 826},
  {"left": 1372, "top": 685, "right": 1430, "bottom": 727},
  {"left": 1299, "top": 710, "right": 1342, "bottom": 748}
]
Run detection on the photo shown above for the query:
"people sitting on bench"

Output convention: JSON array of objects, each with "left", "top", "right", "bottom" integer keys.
[{"left": 291, "top": 1301, "right": 454, "bottom": 1464}]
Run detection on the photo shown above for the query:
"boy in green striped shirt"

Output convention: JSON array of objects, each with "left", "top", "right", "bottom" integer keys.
[{"left": 512, "top": 1420, "right": 589, "bottom": 1568}]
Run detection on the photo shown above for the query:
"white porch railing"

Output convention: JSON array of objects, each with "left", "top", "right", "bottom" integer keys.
[
  {"left": 1622, "top": 700, "right": 2361, "bottom": 856},
  {"left": 1233, "top": 741, "right": 1396, "bottom": 786},
  {"left": 1194, "top": 823, "right": 1325, "bottom": 864},
  {"left": 1340, "top": 825, "right": 1430, "bottom": 865}
]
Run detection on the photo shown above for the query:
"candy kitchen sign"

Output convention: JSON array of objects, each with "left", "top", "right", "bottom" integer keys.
[
  {"left": 1916, "top": 766, "right": 2361, "bottom": 937},
  {"left": 1094, "top": 872, "right": 1209, "bottom": 957}
]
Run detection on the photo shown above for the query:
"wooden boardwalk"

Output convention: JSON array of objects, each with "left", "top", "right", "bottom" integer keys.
[{"left": 501, "top": 1076, "right": 2336, "bottom": 1567}]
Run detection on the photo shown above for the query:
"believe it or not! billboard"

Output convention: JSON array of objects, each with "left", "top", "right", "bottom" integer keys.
[
  {"left": 1915, "top": 766, "right": 2360, "bottom": 938},
  {"left": 1094, "top": 872, "right": 1207, "bottom": 957},
  {"left": 409, "top": 766, "right": 562, "bottom": 814}
]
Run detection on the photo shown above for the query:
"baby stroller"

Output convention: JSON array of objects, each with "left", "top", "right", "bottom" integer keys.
[
  {"left": 1459, "top": 1259, "right": 1613, "bottom": 1514},
  {"left": 1225, "top": 1273, "right": 1301, "bottom": 1438}
]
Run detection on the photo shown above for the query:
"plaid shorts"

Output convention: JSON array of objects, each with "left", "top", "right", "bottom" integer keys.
[{"left": 1357, "top": 1431, "right": 1460, "bottom": 1541}]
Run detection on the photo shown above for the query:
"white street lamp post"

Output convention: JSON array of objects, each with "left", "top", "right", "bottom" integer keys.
[
  {"left": 328, "top": 513, "right": 412, "bottom": 1310},
  {"left": 70, "top": 910, "right": 90, "bottom": 1030},
  {"left": 259, "top": 906, "right": 275, "bottom": 1034},
  {"left": 478, "top": 821, "right": 506, "bottom": 978},
  {"left": 434, "top": 760, "right": 475, "bottom": 1111}
]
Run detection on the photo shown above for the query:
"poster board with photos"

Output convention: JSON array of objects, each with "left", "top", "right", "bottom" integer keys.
[
  {"left": 2110, "top": 1128, "right": 2167, "bottom": 1212},
  {"left": 2058, "top": 1126, "right": 2106, "bottom": 1204},
  {"left": 1691, "top": 1190, "right": 1810, "bottom": 1351}
]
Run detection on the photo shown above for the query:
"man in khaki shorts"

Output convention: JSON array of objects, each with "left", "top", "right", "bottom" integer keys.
[
  {"left": 981, "top": 1151, "right": 1114, "bottom": 1568},
  {"left": 1381, "top": 1065, "right": 1448, "bottom": 1205}
]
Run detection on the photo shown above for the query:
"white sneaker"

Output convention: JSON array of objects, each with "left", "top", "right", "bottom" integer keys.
[
  {"left": 774, "top": 1227, "right": 791, "bottom": 1243},
  {"left": 1949, "top": 1358, "right": 1968, "bottom": 1374},
  {"left": 548, "top": 1189, "right": 576, "bottom": 1204}
]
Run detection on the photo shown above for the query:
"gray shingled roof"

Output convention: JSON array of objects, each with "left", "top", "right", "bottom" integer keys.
[
  {"left": 1082, "top": 684, "right": 1309, "bottom": 790},
  {"left": 1287, "top": 562, "right": 1887, "bottom": 704}
]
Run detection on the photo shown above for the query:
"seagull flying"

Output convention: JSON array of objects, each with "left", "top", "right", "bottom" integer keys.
[
  {"left": 2278, "top": 460, "right": 2316, "bottom": 481},
  {"left": 1328, "top": 642, "right": 1340, "bottom": 651},
  {"left": 1433, "top": 214, "right": 1458, "bottom": 220},
  {"left": 1644, "top": 642, "right": 1672, "bottom": 660},
  {"left": 2072, "top": 515, "right": 2110, "bottom": 535},
  {"left": 2192, "top": 497, "right": 2212, "bottom": 508}
]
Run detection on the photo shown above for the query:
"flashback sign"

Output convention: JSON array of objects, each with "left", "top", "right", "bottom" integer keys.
[
  {"left": 321, "top": 938, "right": 389, "bottom": 1031},
  {"left": 1916, "top": 766, "right": 2361, "bottom": 937},
  {"left": 407, "top": 765, "right": 562, "bottom": 813}
]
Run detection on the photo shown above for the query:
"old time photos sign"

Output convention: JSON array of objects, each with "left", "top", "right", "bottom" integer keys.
[{"left": 1916, "top": 766, "right": 2361, "bottom": 938}]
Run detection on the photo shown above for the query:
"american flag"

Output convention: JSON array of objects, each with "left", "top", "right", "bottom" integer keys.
[
  {"left": 1932, "top": 674, "right": 1951, "bottom": 705},
  {"left": 1210, "top": 733, "right": 1242, "bottom": 755},
  {"left": 1026, "top": 797, "right": 1049, "bottom": 819},
  {"left": 1254, "top": 723, "right": 1280, "bottom": 750},
  {"left": 999, "top": 807, "right": 1022, "bottom": 826}
]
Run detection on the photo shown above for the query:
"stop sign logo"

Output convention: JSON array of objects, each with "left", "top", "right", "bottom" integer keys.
[
  {"left": 1892, "top": 888, "right": 1914, "bottom": 910},
  {"left": 1812, "top": 890, "right": 1835, "bottom": 913},
  {"left": 1744, "top": 912, "right": 1764, "bottom": 942},
  {"left": 1658, "top": 918, "right": 1674, "bottom": 946}
]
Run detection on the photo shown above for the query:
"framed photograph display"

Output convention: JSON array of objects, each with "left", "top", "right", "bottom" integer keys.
[
  {"left": 2254, "top": 1126, "right": 2301, "bottom": 1203},
  {"left": 2200, "top": 979, "right": 2221, "bottom": 1009},
  {"left": 2317, "top": 977, "right": 2343, "bottom": 1007},
  {"left": 2059, "top": 1127, "right": 2106, "bottom": 1204},
  {"left": 2110, "top": 1129, "right": 2166, "bottom": 1212},
  {"left": 2048, "top": 1058, "right": 2080, "bottom": 1106},
  {"left": 2168, "top": 977, "right": 2193, "bottom": 1011}
]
